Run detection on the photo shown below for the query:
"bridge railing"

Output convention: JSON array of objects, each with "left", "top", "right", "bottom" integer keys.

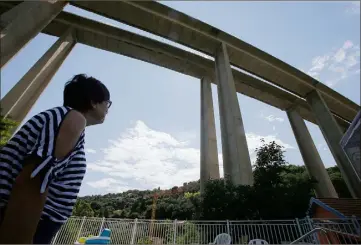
[{"left": 51, "top": 216, "right": 360, "bottom": 244}]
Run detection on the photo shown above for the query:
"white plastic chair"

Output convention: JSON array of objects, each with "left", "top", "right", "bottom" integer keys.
[
  {"left": 211, "top": 233, "right": 232, "bottom": 244},
  {"left": 248, "top": 239, "right": 269, "bottom": 245}
]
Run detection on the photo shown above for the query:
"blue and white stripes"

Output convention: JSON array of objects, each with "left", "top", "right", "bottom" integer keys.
[{"left": 0, "top": 106, "right": 86, "bottom": 223}]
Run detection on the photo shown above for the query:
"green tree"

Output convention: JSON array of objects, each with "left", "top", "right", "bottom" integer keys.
[
  {"left": 253, "top": 139, "right": 287, "bottom": 187},
  {"left": 0, "top": 114, "right": 18, "bottom": 148},
  {"left": 73, "top": 200, "right": 95, "bottom": 217},
  {"left": 327, "top": 166, "right": 352, "bottom": 198},
  {"left": 200, "top": 140, "right": 315, "bottom": 221}
]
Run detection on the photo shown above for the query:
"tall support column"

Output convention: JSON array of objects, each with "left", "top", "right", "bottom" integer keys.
[
  {"left": 0, "top": 29, "right": 76, "bottom": 133},
  {"left": 287, "top": 107, "right": 338, "bottom": 198},
  {"left": 306, "top": 89, "right": 361, "bottom": 198},
  {"left": 0, "top": 0, "right": 67, "bottom": 68},
  {"left": 200, "top": 77, "right": 220, "bottom": 194},
  {"left": 215, "top": 42, "right": 253, "bottom": 186}
]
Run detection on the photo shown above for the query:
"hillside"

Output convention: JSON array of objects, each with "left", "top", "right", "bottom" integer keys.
[{"left": 73, "top": 165, "right": 350, "bottom": 220}]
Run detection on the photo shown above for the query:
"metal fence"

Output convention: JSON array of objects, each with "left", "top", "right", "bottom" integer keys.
[{"left": 52, "top": 216, "right": 361, "bottom": 244}]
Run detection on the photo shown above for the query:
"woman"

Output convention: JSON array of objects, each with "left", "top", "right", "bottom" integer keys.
[{"left": 0, "top": 74, "right": 111, "bottom": 243}]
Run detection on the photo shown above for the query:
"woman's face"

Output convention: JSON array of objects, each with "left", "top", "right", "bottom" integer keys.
[{"left": 89, "top": 100, "right": 111, "bottom": 125}]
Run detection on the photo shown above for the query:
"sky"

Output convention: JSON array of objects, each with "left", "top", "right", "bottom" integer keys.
[{"left": 1, "top": 1, "right": 360, "bottom": 196}]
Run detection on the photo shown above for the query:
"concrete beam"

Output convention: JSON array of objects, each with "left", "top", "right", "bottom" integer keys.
[
  {"left": 306, "top": 90, "right": 361, "bottom": 198},
  {"left": 0, "top": 4, "right": 350, "bottom": 131},
  {"left": 48, "top": 12, "right": 330, "bottom": 125},
  {"left": 215, "top": 43, "right": 253, "bottom": 186},
  {"left": 0, "top": 0, "right": 67, "bottom": 68},
  {"left": 287, "top": 108, "right": 338, "bottom": 198},
  {"left": 70, "top": 0, "right": 360, "bottom": 124},
  {"left": 200, "top": 77, "right": 220, "bottom": 194},
  {"left": 0, "top": 29, "right": 76, "bottom": 131}
]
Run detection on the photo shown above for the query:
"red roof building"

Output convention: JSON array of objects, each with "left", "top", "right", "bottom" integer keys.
[{"left": 307, "top": 198, "right": 361, "bottom": 244}]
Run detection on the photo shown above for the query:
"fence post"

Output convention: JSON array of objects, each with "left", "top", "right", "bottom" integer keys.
[
  {"left": 306, "top": 216, "right": 320, "bottom": 244},
  {"left": 295, "top": 218, "right": 303, "bottom": 238},
  {"left": 51, "top": 230, "right": 60, "bottom": 244},
  {"left": 226, "top": 220, "right": 230, "bottom": 235},
  {"left": 351, "top": 215, "right": 360, "bottom": 235},
  {"left": 130, "top": 218, "right": 138, "bottom": 244},
  {"left": 173, "top": 219, "right": 177, "bottom": 244},
  {"left": 98, "top": 217, "right": 106, "bottom": 235},
  {"left": 76, "top": 216, "right": 86, "bottom": 240}
]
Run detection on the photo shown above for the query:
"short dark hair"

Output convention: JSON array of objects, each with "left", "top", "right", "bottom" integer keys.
[{"left": 63, "top": 74, "right": 110, "bottom": 112}]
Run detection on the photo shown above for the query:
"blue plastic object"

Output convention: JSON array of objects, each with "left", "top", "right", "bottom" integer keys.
[
  {"left": 84, "top": 237, "right": 110, "bottom": 244},
  {"left": 84, "top": 229, "right": 111, "bottom": 244},
  {"left": 100, "top": 229, "right": 111, "bottom": 237}
]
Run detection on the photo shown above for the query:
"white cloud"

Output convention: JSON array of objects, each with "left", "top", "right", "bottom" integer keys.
[
  {"left": 87, "top": 178, "right": 130, "bottom": 193},
  {"left": 85, "top": 148, "right": 96, "bottom": 154},
  {"left": 87, "top": 121, "right": 294, "bottom": 193},
  {"left": 309, "top": 55, "right": 330, "bottom": 72},
  {"left": 263, "top": 114, "right": 285, "bottom": 123},
  {"left": 307, "top": 41, "right": 360, "bottom": 87},
  {"left": 343, "top": 40, "right": 354, "bottom": 49},
  {"left": 317, "top": 143, "right": 328, "bottom": 152},
  {"left": 246, "top": 133, "right": 294, "bottom": 152},
  {"left": 333, "top": 48, "right": 346, "bottom": 63}
]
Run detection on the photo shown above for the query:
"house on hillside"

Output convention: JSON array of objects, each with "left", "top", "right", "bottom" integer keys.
[{"left": 307, "top": 198, "right": 361, "bottom": 244}]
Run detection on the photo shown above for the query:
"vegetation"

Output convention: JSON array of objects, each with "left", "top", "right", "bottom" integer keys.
[
  {"left": 73, "top": 140, "right": 351, "bottom": 220},
  {"left": 0, "top": 113, "right": 18, "bottom": 148}
]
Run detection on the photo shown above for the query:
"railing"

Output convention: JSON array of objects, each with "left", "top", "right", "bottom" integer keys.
[
  {"left": 290, "top": 227, "right": 361, "bottom": 244},
  {"left": 312, "top": 218, "right": 361, "bottom": 244},
  {"left": 51, "top": 216, "right": 360, "bottom": 244},
  {"left": 290, "top": 228, "right": 329, "bottom": 244}
]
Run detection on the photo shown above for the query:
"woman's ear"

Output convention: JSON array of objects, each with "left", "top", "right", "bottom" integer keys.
[{"left": 90, "top": 101, "right": 97, "bottom": 109}]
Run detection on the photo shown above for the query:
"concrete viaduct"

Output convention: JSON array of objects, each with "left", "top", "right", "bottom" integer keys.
[{"left": 1, "top": 1, "right": 360, "bottom": 198}]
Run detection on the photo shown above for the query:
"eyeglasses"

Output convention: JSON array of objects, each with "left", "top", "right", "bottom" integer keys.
[{"left": 105, "top": 100, "right": 112, "bottom": 108}]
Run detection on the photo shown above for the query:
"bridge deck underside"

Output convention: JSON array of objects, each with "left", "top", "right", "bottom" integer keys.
[
  {"left": 70, "top": 1, "right": 360, "bottom": 124},
  {"left": 0, "top": 2, "right": 355, "bottom": 130}
]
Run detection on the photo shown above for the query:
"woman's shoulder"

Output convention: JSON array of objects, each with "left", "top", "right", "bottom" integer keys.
[
  {"left": 42, "top": 106, "right": 73, "bottom": 116},
  {"left": 29, "top": 106, "right": 73, "bottom": 123}
]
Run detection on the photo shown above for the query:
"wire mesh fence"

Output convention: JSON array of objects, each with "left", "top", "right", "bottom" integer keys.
[{"left": 51, "top": 216, "right": 360, "bottom": 244}]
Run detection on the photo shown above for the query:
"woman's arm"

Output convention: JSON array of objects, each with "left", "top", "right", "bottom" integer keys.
[{"left": 0, "top": 110, "right": 86, "bottom": 243}]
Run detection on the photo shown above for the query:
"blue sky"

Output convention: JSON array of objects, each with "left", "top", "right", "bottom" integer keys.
[{"left": 1, "top": 1, "right": 360, "bottom": 196}]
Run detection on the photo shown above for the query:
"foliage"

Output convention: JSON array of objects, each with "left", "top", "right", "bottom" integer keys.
[
  {"left": 327, "top": 166, "right": 352, "bottom": 198},
  {"left": 73, "top": 140, "right": 351, "bottom": 222},
  {"left": 200, "top": 140, "right": 316, "bottom": 220},
  {"left": 137, "top": 237, "right": 153, "bottom": 244},
  {"left": 254, "top": 139, "right": 287, "bottom": 187},
  {"left": 175, "top": 222, "right": 200, "bottom": 244},
  {"left": 184, "top": 192, "right": 200, "bottom": 199},
  {"left": 0, "top": 114, "right": 18, "bottom": 148},
  {"left": 73, "top": 200, "right": 95, "bottom": 217}
]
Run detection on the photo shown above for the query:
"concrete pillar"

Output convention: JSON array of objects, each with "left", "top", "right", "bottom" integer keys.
[
  {"left": 214, "top": 42, "right": 253, "bottom": 186},
  {"left": 0, "top": 0, "right": 67, "bottom": 68},
  {"left": 200, "top": 77, "right": 220, "bottom": 194},
  {"left": 0, "top": 29, "right": 76, "bottom": 134},
  {"left": 287, "top": 107, "right": 338, "bottom": 198},
  {"left": 306, "top": 89, "right": 361, "bottom": 198}
]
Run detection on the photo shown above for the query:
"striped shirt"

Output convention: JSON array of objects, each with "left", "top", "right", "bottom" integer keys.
[{"left": 0, "top": 106, "right": 86, "bottom": 223}]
